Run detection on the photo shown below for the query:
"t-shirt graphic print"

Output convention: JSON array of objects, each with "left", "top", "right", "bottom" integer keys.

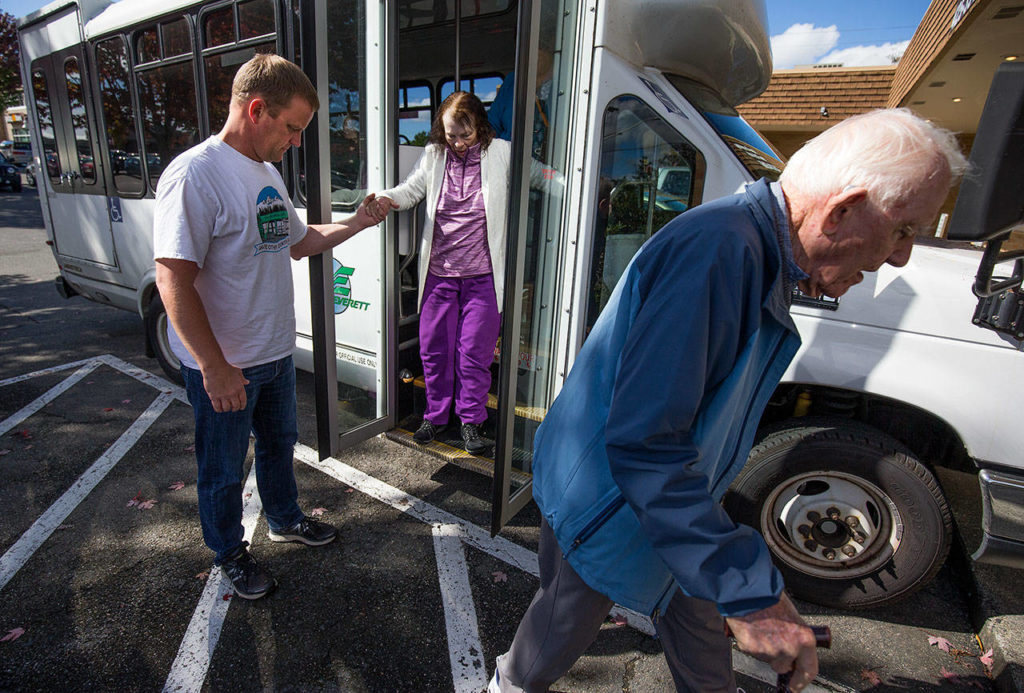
[{"left": 255, "top": 186, "right": 291, "bottom": 254}]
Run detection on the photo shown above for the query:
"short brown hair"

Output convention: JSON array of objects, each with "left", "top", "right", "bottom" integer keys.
[
  {"left": 428, "top": 91, "right": 495, "bottom": 150},
  {"left": 231, "top": 53, "right": 319, "bottom": 114}
]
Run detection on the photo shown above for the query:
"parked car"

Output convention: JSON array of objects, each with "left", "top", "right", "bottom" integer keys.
[{"left": 0, "top": 153, "right": 23, "bottom": 192}]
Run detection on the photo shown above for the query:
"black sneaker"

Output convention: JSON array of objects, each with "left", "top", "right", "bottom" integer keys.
[
  {"left": 218, "top": 543, "right": 276, "bottom": 600},
  {"left": 268, "top": 517, "right": 337, "bottom": 546},
  {"left": 461, "top": 423, "right": 491, "bottom": 456},
  {"left": 413, "top": 420, "right": 446, "bottom": 443}
]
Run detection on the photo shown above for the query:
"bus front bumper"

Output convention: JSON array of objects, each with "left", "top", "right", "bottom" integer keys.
[{"left": 973, "top": 469, "right": 1024, "bottom": 569}]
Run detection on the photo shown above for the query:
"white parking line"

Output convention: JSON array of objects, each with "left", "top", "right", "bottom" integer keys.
[
  {"left": 0, "top": 361, "right": 99, "bottom": 437},
  {"left": 0, "top": 357, "right": 851, "bottom": 692},
  {"left": 162, "top": 466, "right": 263, "bottom": 693},
  {"left": 433, "top": 523, "right": 489, "bottom": 693},
  {"left": 0, "top": 391, "right": 174, "bottom": 592}
]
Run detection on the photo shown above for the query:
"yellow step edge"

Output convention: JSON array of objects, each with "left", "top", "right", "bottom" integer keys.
[
  {"left": 410, "top": 376, "right": 547, "bottom": 423},
  {"left": 385, "top": 427, "right": 532, "bottom": 486}
]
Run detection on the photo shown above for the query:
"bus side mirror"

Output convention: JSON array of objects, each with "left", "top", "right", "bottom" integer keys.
[{"left": 948, "top": 62, "right": 1024, "bottom": 302}]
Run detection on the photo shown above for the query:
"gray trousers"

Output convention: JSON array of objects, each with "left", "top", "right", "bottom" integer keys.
[{"left": 494, "top": 521, "right": 736, "bottom": 693}]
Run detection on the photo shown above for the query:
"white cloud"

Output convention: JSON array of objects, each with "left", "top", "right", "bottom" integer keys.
[
  {"left": 818, "top": 40, "right": 911, "bottom": 67},
  {"left": 771, "top": 23, "right": 840, "bottom": 70}
]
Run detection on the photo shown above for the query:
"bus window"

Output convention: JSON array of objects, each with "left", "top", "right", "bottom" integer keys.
[
  {"left": 136, "top": 60, "right": 199, "bottom": 190},
  {"left": 162, "top": 18, "right": 191, "bottom": 58},
  {"left": 325, "top": 0, "right": 366, "bottom": 210},
  {"left": 136, "top": 27, "right": 159, "bottom": 64},
  {"left": 398, "top": 0, "right": 512, "bottom": 29},
  {"left": 238, "top": 0, "right": 276, "bottom": 39},
  {"left": 398, "top": 83, "right": 432, "bottom": 146},
  {"left": 438, "top": 74, "right": 503, "bottom": 105},
  {"left": 585, "top": 95, "right": 707, "bottom": 331},
  {"left": 200, "top": 2, "right": 277, "bottom": 135},
  {"left": 30, "top": 69, "right": 61, "bottom": 184},
  {"left": 203, "top": 6, "right": 235, "bottom": 48},
  {"left": 63, "top": 57, "right": 96, "bottom": 185},
  {"left": 95, "top": 37, "right": 144, "bottom": 195}
]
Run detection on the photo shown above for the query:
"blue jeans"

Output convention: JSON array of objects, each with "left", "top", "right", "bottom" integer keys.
[{"left": 181, "top": 356, "right": 305, "bottom": 564}]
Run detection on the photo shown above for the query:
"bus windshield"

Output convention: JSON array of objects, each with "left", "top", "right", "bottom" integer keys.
[{"left": 665, "top": 73, "right": 784, "bottom": 181}]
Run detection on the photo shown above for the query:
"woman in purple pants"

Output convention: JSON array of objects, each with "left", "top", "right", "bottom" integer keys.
[{"left": 373, "top": 92, "right": 511, "bottom": 455}]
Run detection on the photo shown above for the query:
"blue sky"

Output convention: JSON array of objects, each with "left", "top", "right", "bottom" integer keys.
[{"left": 4, "top": 0, "right": 932, "bottom": 70}]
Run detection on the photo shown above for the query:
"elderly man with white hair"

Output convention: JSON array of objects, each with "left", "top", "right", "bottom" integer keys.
[{"left": 489, "top": 108, "right": 968, "bottom": 693}]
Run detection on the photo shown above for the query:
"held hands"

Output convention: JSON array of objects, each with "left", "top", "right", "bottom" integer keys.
[
  {"left": 724, "top": 592, "right": 819, "bottom": 692},
  {"left": 354, "top": 193, "right": 399, "bottom": 228},
  {"left": 202, "top": 362, "right": 249, "bottom": 413}
]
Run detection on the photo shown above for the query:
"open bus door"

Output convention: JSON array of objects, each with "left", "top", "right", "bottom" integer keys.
[
  {"left": 299, "top": 0, "right": 398, "bottom": 457},
  {"left": 491, "top": 0, "right": 585, "bottom": 534}
]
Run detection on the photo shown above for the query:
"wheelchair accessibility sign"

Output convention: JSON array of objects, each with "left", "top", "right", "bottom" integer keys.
[{"left": 108, "top": 197, "right": 123, "bottom": 224}]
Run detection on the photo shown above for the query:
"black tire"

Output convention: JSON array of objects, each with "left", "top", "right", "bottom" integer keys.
[
  {"left": 145, "top": 294, "right": 184, "bottom": 386},
  {"left": 723, "top": 417, "right": 951, "bottom": 609}
]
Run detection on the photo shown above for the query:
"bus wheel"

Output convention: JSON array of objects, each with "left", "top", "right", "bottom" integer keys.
[
  {"left": 723, "top": 417, "right": 951, "bottom": 609},
  {"left": 145, "top": 294, "right": 183, "bottom": 386}
]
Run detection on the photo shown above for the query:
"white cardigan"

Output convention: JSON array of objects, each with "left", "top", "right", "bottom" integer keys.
[{"left": 379, "top": 140, "right": 512, "bottom": 310}]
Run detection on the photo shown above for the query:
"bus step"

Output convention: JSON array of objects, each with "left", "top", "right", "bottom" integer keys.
[
  {"left": 407, "top": 376, "right": 547, "bottom": 423},
  {"left": 385, "top": 425, "right": 532, "bottom": 486}
]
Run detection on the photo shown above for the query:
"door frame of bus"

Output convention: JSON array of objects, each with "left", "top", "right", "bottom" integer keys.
[
  {"left": 302, "top": 0, "right": 400, "bottom": 459},
  {"left": 491, "top": 0, "right": 540, "bottom": 535}
]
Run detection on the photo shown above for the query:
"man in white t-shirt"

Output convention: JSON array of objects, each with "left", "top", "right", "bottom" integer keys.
[{"left": 154, "top": 54, "right": 387, "bottom": 600}]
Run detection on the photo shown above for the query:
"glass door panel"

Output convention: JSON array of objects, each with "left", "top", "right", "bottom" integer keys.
[{"left": 492, "top": 0, "right": 578, "bottom": 532}]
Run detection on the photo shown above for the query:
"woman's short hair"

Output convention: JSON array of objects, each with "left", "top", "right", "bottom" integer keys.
[
  {"left": 429, "top": 91, "right": 496, "bottom": 150},
  {"left": 231, "top": 53, "right": 320, "bottom": 114},
  {"left": 780, "top": 108, "right": 968, "bottom": 211}
]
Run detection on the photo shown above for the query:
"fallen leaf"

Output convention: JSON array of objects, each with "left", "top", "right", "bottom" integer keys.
[
  {"left": 244, "top": 492, "right": 252, "bottom": 499},
  {"left": 861, "top": 669, "right": 883, "bottom": 686},
  {"left": 138, "top": 499, "right": 157, "bottom": 510},
  {"left": 310, "top": 507, "right": 327, "bottom": 517},
  {"left": 122, "top": 399, "right": 131, "bottom": 404},
  {"left": 168, "top": 481, "right": 186, "bottom": 491},
  {"left": 23, "top": 444, "right": 32, "bottom": 449},
  {"left": 223, "top": 593, "right": 233, "bottom": 601},
  {"left": 344, "top": 488, "right": 354, "bottom": 493},
  {"left": 57, "top": 524, "right": 72, "bottom": 530},
  {"left": 491, "top": 571, "right": 508, "bottom": 583},
  {"left": 0, "top": 449, "right": 10, "bottom": 456},
  {"left": 103, "top": 407, "right": 114, "bottom": 412},
  {"left": 184, "top": 445, "right": 195, "bottom": 453},
  {"left": 1, "top": 627, "right": 26, "bottom": 642},
  {"left": 929, "top": 635, "right": 952, "bottom": 653},
  {"left": 86, "top": 380, "right": 94, "bottom": 384},
  {"left": 195, "top": 571, "right": 209, "bottom": 580},
  {"left": 980, "top": 649, "right": 994, "bottom": 669},
  {"left": 16, "top": 430, "right": 31, "bottom": 440},
  {"left": 610, "top": 614, "right": 628, "bottom": 627}
]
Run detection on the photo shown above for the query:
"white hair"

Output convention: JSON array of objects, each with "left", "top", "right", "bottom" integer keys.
[{"left": 779, "top": 108, "right": 968, "bottom": 211}]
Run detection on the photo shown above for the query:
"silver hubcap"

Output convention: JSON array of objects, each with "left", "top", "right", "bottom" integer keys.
[{"left": 759, "top": 471, "right": 902, "bottom": 579}]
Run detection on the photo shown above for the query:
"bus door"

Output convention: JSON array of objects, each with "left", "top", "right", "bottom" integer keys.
[
  {"left": 30, "top": 45, "right": 117, "bottom": 272},
  {"left": 490, "top": 0, "right": 590, "bottom": 533},
  {"left": 296, "top": 0, "right": 398, "bottom": 454}
]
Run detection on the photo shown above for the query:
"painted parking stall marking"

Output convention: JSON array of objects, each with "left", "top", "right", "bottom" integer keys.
[{"left": 0, "top": 355, "right": 848, "bottom": 693}]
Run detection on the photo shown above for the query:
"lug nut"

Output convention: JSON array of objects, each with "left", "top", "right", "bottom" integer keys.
[
  {"left": 807, "top": 511, "right": 821, "bottom": 522},
  {"left": 798, "top": 524, "right": 811, "bottom": 537},
  {"left": 853, "top": 532, "right": 866, "bottom": 544},
  {"left": 827, "top": 506, "right": 841, "bottom": 520},
  {"left": 846, "top": 516, "right": 860, "bottom": 528},
  {"left": 822, "top": 548, "right": 836, "bottom": 560},
  {"left": 842, "top": 545, "right": 857, "bottom": 557},
  {"left": 803, "top": 539, "right": 818, "bottom": 552}
]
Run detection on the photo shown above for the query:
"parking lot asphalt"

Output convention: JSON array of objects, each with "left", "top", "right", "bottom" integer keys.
[{"left": 1, "top": 184, "right": 1020, "bottom": 692}]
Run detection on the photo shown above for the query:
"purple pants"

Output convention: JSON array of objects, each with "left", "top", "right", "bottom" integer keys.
[{"left": 420, "top": 272, "right": 500, "bottom": 426}]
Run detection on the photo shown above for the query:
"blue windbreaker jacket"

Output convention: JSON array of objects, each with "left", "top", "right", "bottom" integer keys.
[{"left": 532, "top": 179, "right": 802, "bottom": 618}]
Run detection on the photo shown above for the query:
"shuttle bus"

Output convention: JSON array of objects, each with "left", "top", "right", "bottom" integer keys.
[{"left": 18, "top": 0, "right": 1024, "bottom": 611}]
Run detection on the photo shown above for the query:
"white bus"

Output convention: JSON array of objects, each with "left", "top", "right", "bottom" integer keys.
[{"left": 18, "top": 0, "right": 1024, "bottom": 611}]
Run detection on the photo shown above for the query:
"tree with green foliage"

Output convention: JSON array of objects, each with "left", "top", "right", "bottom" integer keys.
[{"left": 0, "top": 11, "right": 22, "bottom": 113}]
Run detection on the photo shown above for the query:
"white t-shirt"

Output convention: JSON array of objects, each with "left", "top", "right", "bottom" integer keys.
[{"left": 153, "top": 136, "right": 308, "bottom": 370}]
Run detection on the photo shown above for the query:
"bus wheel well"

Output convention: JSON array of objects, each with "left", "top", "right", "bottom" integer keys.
[{"left": 760, "top": 385, "right": 975, "bottom": 473}]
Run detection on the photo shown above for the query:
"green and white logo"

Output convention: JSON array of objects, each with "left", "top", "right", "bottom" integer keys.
[
  {"left": 254, "top": 186, "right": 290, "bottom": 255},
  {"left": 333, "top": 259, "right": 371, "bottom": 314}
]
